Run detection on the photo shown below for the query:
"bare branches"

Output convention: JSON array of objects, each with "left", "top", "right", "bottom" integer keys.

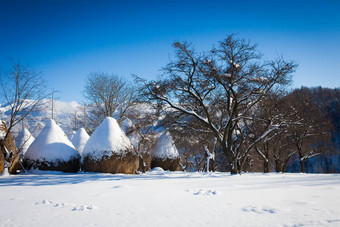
[
  {"left": 0, "top": 60, "right": 48, "bottom": 139},
  {"left": 137, "top": 34, "right": 297, "bottom": 174},
  {"left": 83, "top": 72, "right": 135, "bottom": 127}
]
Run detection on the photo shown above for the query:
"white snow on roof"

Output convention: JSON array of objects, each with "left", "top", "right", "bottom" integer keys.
[
  {"left": 82, "top": 117, "right": 134, "bottom": 160},
  {"left": 15, "top": 128, "right": 35, "bottom": 155},
  {"left": 71, "top": 128, "right": 90, "bottom": 154},
  {"left": 151, "top": 132, "right": 179, "bottom": 160},
  {"left": 24, "top": 119, "right": 79, "bottom": 162}
]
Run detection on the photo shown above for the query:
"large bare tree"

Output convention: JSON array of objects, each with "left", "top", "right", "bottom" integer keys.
[
  {"left": 284, "top": 87, "right": 333, "bottom": 173},
  {"left": 83, "top": 72, "right": 134, "bottom": 129},
  {"left": 0, "top": 61, "right": 47, "bottom": 173},
  {"left": 137, "top": 34, "right": 297, "bottom": 174}
]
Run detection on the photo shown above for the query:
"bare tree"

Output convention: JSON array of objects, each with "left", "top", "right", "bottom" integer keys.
[
  {"left": 137, "top": 34, "right": 297, "bottom": 174},
  {"left": 160, "top": 109, "right": 217, "bottom": 172},
  {"left": 246, "top": 92, "right": 292, "bottom": 173},
  {"left": 123, "top": 102, "right": 160, "bottom": 172},
  {"left": 83, "top": 72, "right": 134, "bottom": 128},
  {"left": 0, "top": 60, "right": 47, "bottom": 173},
  {"left": 284, "top": 88, "right": 333, "bottom": 173}
]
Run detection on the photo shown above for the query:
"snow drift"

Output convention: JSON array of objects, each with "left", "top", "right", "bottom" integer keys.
[
  {"left": 23, "top": 119, "right": 80, "bottom": 172},
  {"left": 150, "top": 132, "right": 179, "bottom": 171},
  {"left": 81, "top": 117, "right": 139, "bottom": 174},
  {"left": 71, "top": 128, "right": 90, "bottom": 154}
]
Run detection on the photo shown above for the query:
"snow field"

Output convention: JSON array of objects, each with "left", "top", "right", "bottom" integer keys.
[{"left": 1, "top": 172, "right": 340, "bottom": 227}]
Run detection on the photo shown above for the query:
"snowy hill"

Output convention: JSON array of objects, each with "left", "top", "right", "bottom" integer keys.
[{"left": 0, "top": 99, "right": 84, "bottom": 138}]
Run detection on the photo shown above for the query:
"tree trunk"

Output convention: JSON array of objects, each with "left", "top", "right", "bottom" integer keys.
[
  {"left": 222, "top": 144, "right": 237, "bottom": 174},
  {"left": 0, "top": 150, "right": 4, "bottom": 175},
  {"left": 239, "top": 156, "right": 246, "bottom": 174},
  {"left": 231, "top": 158, "right": 238, "bottom": 174},
  {"left": 138, "top": 155, "right": 145, "bottom": 173},
  {"left": 300, "top": 159, "right": 305, "bottom": 173},
  {"left": 282, "top": 154, "right": 294, "bottom": 173},
  {"left": 264, "top": 159, "right": 269, "bottom": 173},
  {"left": 275, "top": 159, "right": 282, "bottom": 172},
  {"left": 210, "top": 157, "right": 215, "bottom": 172}
]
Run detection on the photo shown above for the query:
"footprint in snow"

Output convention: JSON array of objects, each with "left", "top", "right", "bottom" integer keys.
[
  {"left": 186, "top": 189, "right": 219, "bottom": 196},
  {"left": 72, "top": 205, "right": 96, "bottom": 211},
  {"left": 242, "top": 206, "right": 276, "bottom": 214},
  {"left": 112, "top": 185, "right": 129, "bottom": 189},
  {"left": 35, "top": 199, "right": 97, "bottom": 211}
]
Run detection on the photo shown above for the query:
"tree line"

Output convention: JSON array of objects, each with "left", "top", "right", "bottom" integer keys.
[{"left": 1, "top": 34, "right": 338, "bottom": 174}]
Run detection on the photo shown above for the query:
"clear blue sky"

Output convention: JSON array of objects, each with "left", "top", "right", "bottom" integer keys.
[{"left": 1, "top": 0, "right": 340, "bottom": 102}]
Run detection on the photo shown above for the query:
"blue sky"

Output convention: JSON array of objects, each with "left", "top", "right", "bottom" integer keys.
[{"left": 1, "top": 0, "right": 340, "bottom": 102}]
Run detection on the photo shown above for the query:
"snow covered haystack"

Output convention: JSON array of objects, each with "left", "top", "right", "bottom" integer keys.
[
  {"left": 81, "top": 117, "right": 139, "bottom": 174},
  {"left": 23, "top": 119, "right": 80, "bottom": 172},
  {"left": 150, "top": 132, "right": 179, "bottom": 171},
  {"left": 15, "top": 128, "right": 35, "bottom": 155},
  {"left": 71, "top": 128, "right": 90, "bottom": 154},
  {"left": 0, "top": 121, "right": 21, "bottom": 175}
]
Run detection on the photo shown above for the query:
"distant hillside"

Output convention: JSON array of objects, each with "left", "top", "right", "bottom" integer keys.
[{"left": 0, "top": 99, "right": 84, "bottom": 138}]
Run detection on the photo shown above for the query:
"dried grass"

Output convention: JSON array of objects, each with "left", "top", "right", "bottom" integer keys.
[
  {"left": 151, "top": 157, "right": 179, "bottom": 171},
  {"left": 82, "top": 152, "right": 139, "bottom": 174}
]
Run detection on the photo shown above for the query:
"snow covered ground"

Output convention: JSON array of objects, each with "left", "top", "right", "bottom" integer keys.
[{"left": 1, "top": 171, "right": 340, "bottom": 227}]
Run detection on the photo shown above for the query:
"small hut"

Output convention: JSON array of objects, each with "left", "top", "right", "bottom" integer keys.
[
  {"left": 23, "top": 119, "right": 80, "bottom": 172},
  {"left": 71, "top": 128, "right": 90, "bottom": 155},
  {"left": 150, "top": 132, "right": 179, "bottom": 171},
  {"left": 81, "top": 117, "right": 139, "bottom": 174}
]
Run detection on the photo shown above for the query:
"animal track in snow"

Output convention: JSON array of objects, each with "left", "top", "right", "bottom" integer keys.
[
  {"left": 242, "top": 206, "right": 276, "bottom": 214},
  {"left": 185, "top": 189, "right": 219, "bottom": 196},
  {"left": 35, "top": 199, "right": 97, "bottom": 211}
]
